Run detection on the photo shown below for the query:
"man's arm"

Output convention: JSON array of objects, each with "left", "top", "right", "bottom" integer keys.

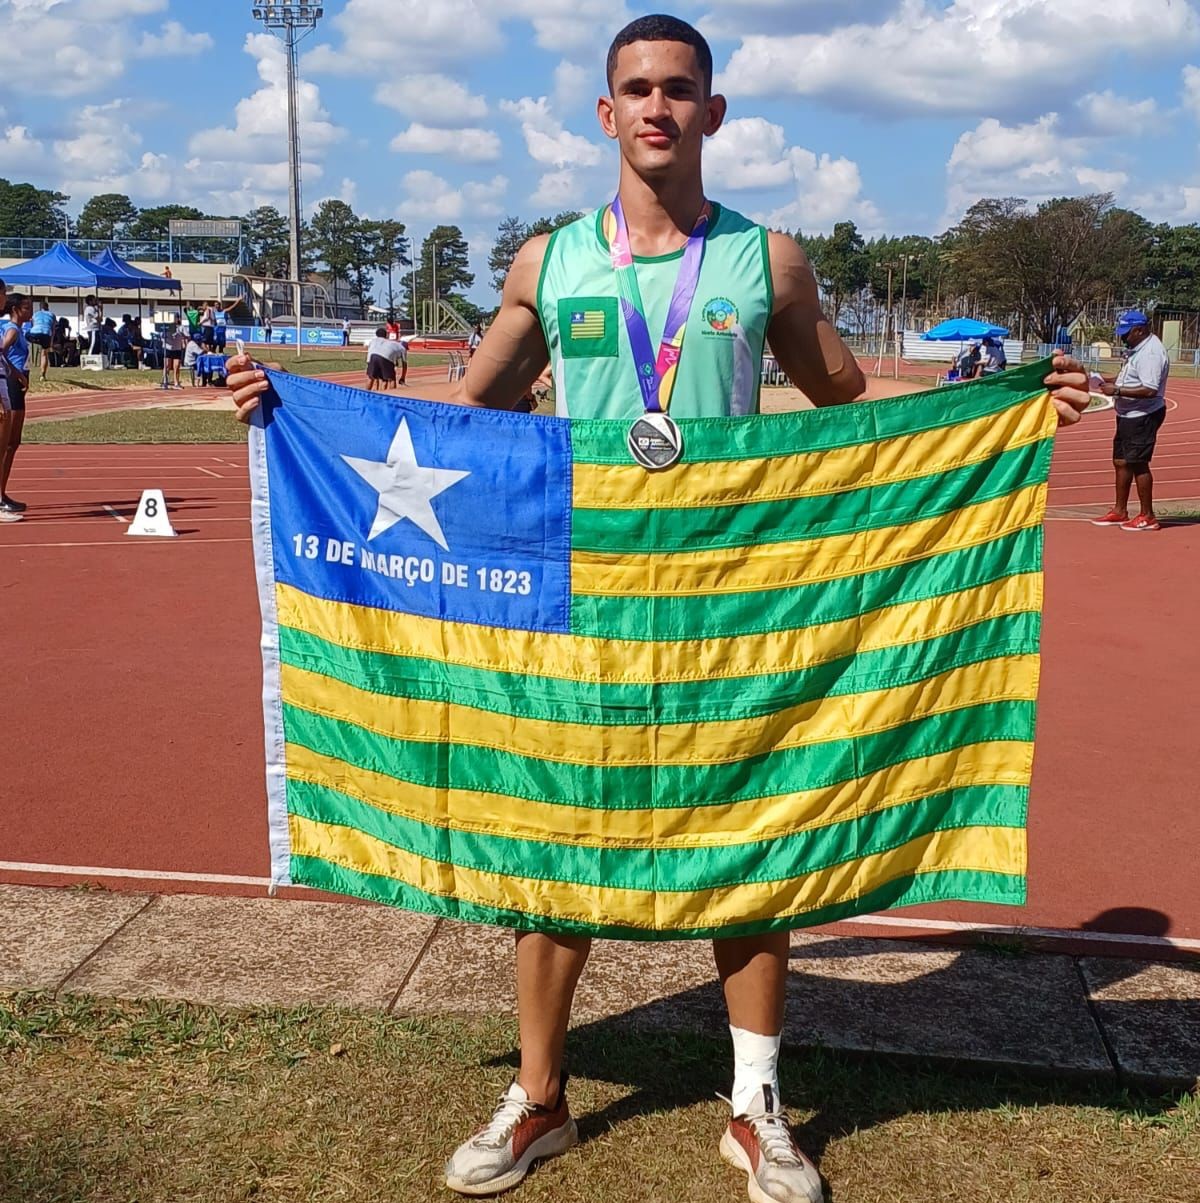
[
  {"left": 763, "top": 232, "right": 866, "bottom": 406},
  {"left": 448, "top": 236, "right": 552, "bottom": 409}
]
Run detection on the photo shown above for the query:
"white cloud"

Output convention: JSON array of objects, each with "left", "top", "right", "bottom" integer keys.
[
  {"left": 398, "top": 170, "right": 508, "bottom": 221},
  {"left": 0, "top": 125, "right": 48, "bottom": 175},
  {"left": 304, "top": 0, "right": 502, "bottom": 73},
  {"left": 531, "top": 169, "right": 582, "bottom": 208},
  {"left": 1183, "top": 64, "right": 1200, "bottom": 120},
  {"left": 188, "top": 34, "right": 340, "bottom": 164},
  {"left": 702, "top": 117, "right": 880, "bottom": 232},
  {"left": 500, "top": 96, "right": 603, "bottom": 168},
  {"left": 133, "top": 19, "right": 213, "bottom": 57},
  {"left": 1128, "top": 183, "right": 1200, "bottom": 223},
  {"left": 698, "top": 0, "right": 894, "bottom": 39},
  {"left": 704, "top": 118, "right": 794, "bottom": 191},
  {"left": 553, "top": 61, "right": 594, "bottom": 113},
  {"left": 374, "top": 75, "right": 489, "bottom": 126},
  {"left": 391, "top": 123, "right": 503, "bottom": 162},
  {"left": 718, "top": 0, "right": 1200, "bottom": 118},
  {"left": 1074, "top": 90, "right": 1157, "bottom": 137},
  {"left": 943, "top": 114, "right": 1131, "bottom": 224},
  {"left": 503, "top": 0, "right": 634, "bottom": 54}
]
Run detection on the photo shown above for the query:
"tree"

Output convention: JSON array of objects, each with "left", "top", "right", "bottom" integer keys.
[
  {"left": 488, "top": 211, "right": 582, "bottom": 292},
  {"left": 364, "top": 219, "right": 411, "bottom": 316},
  {"left": 243, "top": 205, "right": 292, "bottom": 277},
  {"left": 0, "top": 179, "right": 69, "bottom": 238},
  {"left": 811, "top": 221, "right": 868, "bottom": 327},
  {"left": 1142, "top": 223, "right": 1200, "bottom": 310},
  {"left": 75, "top": 192, "right": 139, "bottom": 240},
  {"left": 406, "top": 225, "right": 474, "bottom": 318},
  {"left": 945, "top": 194, "right": 1149, "bottom": 341},
  {"left": 489, "top": 216, "right": 529, "bottom": 292},
  {"left": 309, "top": 199, "right": 375, "bottom": 315},
  {"left": 129, "top": 204, "right": 204, "bottom": 240}
]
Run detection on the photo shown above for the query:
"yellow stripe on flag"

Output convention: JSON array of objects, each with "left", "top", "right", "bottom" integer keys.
[
  {"left": 572, "top": 484, "right": 1046, "bottom": 597},
  {"left": 280, "top": 654, "right": 1039, "bottom": 767},
  {"left": 277, "top": 570, "right": 1041, "bottom": 686},
  {"left": 289, "top": 814, "right": 1026, "bottom": 931},
  {"left": 574, "top": 394, "right": 1055, "bottom": 510},
  {"left": 286, "top": 738, "right": 1033, "bottom": 850}
]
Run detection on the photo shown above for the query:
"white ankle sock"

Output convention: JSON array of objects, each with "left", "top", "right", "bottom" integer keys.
[{"left": 729, "top": 1025, "right": 782, "bottom": 1116}]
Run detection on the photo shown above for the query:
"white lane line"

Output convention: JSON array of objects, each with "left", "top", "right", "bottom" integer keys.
[
  {"left": 102, "top": 505, "right": 128, "bottom": 524},
  {"left": 0, "top": 537, "right": 252, "bottom": 547},
  {"left": 0, "top": 860, "right": 270, "bottom": 888},
  {"left": 1051, "top": 476, "right": 1200, "bottom": 493},
  {"left": 836, "top": 913, "right": 1200, "bottom": 952},
  {"left": 195, "top": 466, "right": 223, "bottom": 478}
]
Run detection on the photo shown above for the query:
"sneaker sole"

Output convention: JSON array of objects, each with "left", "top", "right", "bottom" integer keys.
[
  {"left": 445, "top": 1118, "right": 579, "bottom": 1197},
  {"left": 1121, "top": 525, "right": 1160, "bottom": 532},
  {"left": 719, "top": 1128, "right": 825, "bottom": 1203},
  {"left": 1090, "top": 518, "right": 1126, "bottom": 527}
]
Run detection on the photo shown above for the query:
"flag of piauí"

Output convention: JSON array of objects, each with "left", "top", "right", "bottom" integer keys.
[{"left": 249, "top": 361, "right": 1058, "bottom": 940}]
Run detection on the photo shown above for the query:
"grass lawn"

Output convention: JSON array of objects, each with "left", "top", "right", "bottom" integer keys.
[
  {"left": 28, "top": 350, "right": 441, "bottom": 395},
  {"left": 25, "top": 410, "right": 248, "bottom": 444},
  {"left": 1, "top": 993, "right": 1196, "bottom": 1203}
]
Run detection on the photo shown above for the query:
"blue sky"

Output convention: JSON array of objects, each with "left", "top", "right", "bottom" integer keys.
[{"left": 2, "top": 0, "right": 1199, "bottom": 306}]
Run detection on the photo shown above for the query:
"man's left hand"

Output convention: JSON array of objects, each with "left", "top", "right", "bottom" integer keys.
[{"left": 1044, "top": 353, "right": 1091, "bottom": 426}]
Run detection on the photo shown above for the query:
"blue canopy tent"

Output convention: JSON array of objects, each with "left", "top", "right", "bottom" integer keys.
[
  {"left": 922, "top": 317, "right": 1009, "bottom": 341},
  {"left": 2, "top": 241, "right": 130, "bottom": 290},
  {"left": 89, "top": 247, "right": 181, "bottom": 293}
]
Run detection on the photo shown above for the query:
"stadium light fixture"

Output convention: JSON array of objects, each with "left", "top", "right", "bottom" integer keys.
[{"left": 252, "top": 2, "right": 324, "bottom": 351}]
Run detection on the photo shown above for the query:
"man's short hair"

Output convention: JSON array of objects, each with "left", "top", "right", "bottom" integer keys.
[
  {"left": 606, "top": 14, "right": 713, "bottom": 96},
  {"left": 375, "top": 326, "right": 387, "bottom": 337}
]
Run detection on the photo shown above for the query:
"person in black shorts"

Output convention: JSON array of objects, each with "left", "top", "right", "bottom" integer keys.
[{"left": 364, "top": 326, "right": 405, "bottom": 391}]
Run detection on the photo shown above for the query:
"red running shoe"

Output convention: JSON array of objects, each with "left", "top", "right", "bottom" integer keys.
[
  {"left": 1091, "top": 510, "right": 1128, "bottom": 527},
  {"left": 444, "top": 1079, "right": 577, "bottom": 1196},
  {"left": 720, "top": 1086, "right": 825, "bottom": 1203},
  {"left": 1121, "top": 514, "right": 1162, "bottom": 532}
]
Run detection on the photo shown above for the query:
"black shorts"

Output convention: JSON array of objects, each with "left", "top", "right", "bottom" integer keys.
[
  {"left": 28, "top": 333, "right": 51, "bottom": 348},
  {"left": 165, "top": 349, "right": 184, "bottom": 362},
  {"left": 213, "top": 327, "right": 227, "bottom": 349},
  {"left": 5, "top": 377, "right": 26, "bottom": 411},
  {"left": 367, "top": 355, "right": 396, "bottom": 382},
  {"left": 1114, "top": 408, "right": 1165, "bottom": 464}
]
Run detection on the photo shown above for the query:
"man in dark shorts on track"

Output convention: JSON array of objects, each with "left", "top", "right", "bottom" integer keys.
[
  {"left": 1092, "top": 310, "right": 1169, "bottom": 532},
  {"left": 364, "top": 326, "right": 407, "bottom": 391}
]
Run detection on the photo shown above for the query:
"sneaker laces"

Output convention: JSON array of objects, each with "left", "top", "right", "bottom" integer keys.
[
  {"left": 471, "top": 1090, "right": 540, "bottom": 1150},
  {"left": 748, "top": 1111, "right": 804, "bottom": 1167}
]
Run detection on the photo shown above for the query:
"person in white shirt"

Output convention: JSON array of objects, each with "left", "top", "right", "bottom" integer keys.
[
  {"left": 1092, "top": 310, "right": 1170, "bottom": 532},
  {"left": 979, "top": 336, "right": 1007, "bottom": 376},
  {"left": 364, "top": 326, "right": 408, "bottom": 391},
  {"left": 81, "top": 295, "right": 101, "bottom": 355},
  {"left": 342, "top": 317, "right": 352, "bottom": 347},
  {"left": 161, "top": 319, "right": 188, "bottom": 390}
]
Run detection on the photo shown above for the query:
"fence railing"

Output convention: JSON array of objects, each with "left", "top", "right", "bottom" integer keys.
[{"left": 0, "top": 236, "right": 237, "bottom": 264}]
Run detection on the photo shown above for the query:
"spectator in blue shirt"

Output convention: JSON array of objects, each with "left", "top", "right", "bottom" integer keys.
[{"left": 28, "top": 301, "right": 54, "bottom": 381}]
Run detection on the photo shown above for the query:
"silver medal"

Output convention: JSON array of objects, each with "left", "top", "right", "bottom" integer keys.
[{"left": 627, "top": 412, "right": 683, "bottom": 471}]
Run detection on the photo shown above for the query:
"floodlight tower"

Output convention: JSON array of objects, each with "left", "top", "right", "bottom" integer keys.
[{"left": 252, "top": 4, "right": 323, "bottom": 348}]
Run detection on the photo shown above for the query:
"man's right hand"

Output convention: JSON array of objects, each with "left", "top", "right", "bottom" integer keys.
[{"left": 226, "top": 353, "right": 281, "bottom": 422}]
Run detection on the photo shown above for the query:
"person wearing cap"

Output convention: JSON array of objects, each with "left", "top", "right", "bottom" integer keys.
[{"left": 1092, "top": 310, "right": 1169, "bottom": 531}]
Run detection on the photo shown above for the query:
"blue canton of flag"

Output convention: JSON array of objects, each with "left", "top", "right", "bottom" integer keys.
[{"left": 256, "top": 373, "right": 572, "bottom": 633}]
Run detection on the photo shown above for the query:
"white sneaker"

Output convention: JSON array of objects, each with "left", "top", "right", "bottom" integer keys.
[
  {"left": 444, "top": 1079, "right": 578, "bottom": 1196},
  {"left": 0, "top": 510, "right": 23, "bottom": 523},
  {"left": 720, "top": 1086, "right": 824, "bottom": 1203}
]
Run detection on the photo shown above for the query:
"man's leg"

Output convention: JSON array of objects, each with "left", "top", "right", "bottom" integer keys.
[
  {"left": 715, "top": 932, "right": 824, "bottom": 1203},
  {"left": 1113, "top": 458, "right": 1134, "bottom": 515},
  {"left": 1132, "top": 462, "right": 1155, "bottom": 518},
  {"left": 444, "top": 931, "right": 588, "bottom": 1195},
  {"left": 514, "top": 931, "right": 590, "bottom": 1103}
]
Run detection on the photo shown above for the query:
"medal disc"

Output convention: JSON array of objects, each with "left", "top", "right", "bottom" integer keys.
[{"left": 627, "top": 412, "right": 683, "bottom": 470}]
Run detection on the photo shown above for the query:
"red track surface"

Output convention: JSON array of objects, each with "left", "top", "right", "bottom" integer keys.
[{"left": 3, "top": 379, "right": 1199, "bottom": 944}]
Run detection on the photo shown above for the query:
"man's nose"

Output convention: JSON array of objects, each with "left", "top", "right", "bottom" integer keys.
[{"left": 645, "top": 87, "right": 670, "bottom": 119}]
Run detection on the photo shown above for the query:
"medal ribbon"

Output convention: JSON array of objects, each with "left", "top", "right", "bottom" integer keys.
[{"left": 606, "top": 195, "right": 710, "bottom": 413}]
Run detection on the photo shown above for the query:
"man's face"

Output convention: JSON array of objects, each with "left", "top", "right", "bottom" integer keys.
[
  {"left": 598, "top": 40, "right": 725, "bottom": 178},
  {"left": 1120, "top": 325, "right": 1148, "bottom": 348}
]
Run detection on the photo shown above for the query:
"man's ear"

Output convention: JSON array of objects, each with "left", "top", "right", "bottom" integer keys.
[
  {"left": 597, "top": 94, "right": 618, "bottom": 141},
  {"left": 704, "top": 93, "right": 727, "bottom": 138}
]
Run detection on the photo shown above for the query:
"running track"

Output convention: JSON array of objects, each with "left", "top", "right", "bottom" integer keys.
[{"left": 3, "top": 378, "right": 1199, "bottom": 951}]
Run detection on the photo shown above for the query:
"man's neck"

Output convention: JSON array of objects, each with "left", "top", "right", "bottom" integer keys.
[{"left": 614, "top": 166, "right": 708, "bottom": 257}]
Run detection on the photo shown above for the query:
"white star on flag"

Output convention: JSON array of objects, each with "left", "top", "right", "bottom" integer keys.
[{"left": 341, "top": 418, "right": 470, "bottom": 548}]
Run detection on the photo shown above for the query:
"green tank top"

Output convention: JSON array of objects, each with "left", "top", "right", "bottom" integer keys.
[{"left": 536, "top": 203, "right": 772, "bottom": 419}]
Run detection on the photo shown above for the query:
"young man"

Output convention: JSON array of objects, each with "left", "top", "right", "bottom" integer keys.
[
  {"left": 1091, "top": 310, "right": 1169, "bottom": 532},
  {"left": 161, "top": 318, "right": 187, "bottom": 390},
  {"left": 227, "top": 15, "right": 1091, "bottom": 1202},
  {"left": 28, "top": 302, "right": 54, "bottom": 379},
  {"left": 342, "top": 317, "right": 352, "bottom": 347},
  {"left": 364, "top": 325, "right": 408, "bottom": 391}
]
